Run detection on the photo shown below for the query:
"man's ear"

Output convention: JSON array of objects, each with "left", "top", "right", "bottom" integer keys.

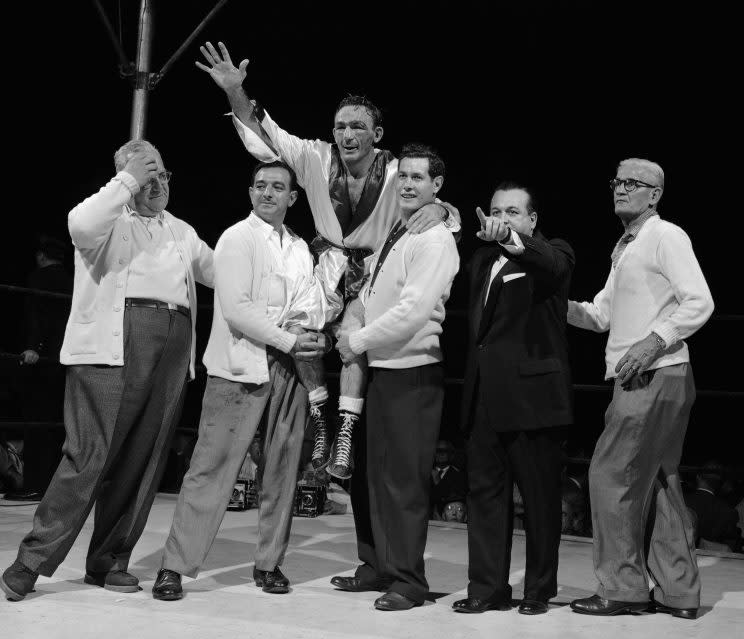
[
  {"left": 530, "top": 211, "right": 538, "bottom": 230},
  {"left": 433, "top": 175, "right": 444, "bottom": 193},
  {"left": 288, "top": 190, "right": 298, "bottom": 207},
  {"left": 650, "top": 187, "right": 663, "bottom": 206},
  {"left": 374, "top": 126, "right": 384, "bottom": 143}
]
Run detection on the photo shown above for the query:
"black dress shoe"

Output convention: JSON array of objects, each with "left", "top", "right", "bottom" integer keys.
[
  {"left": 570, "top": 594, "right": 649, "bottom": 616},
  {"left": 152, "top": 569, "right": 183, "bottom": 601},
  {"left": 518, "top": 599, "right": 549, "bottom": 615},
  {"left": 254, "top": 567, "right": 289, "bottom": 594},
  {"left": 651, "top": 601, "right": 698, "bottom": 619},
  {"left": 374, "top": 591, "right": 421, "bottom": 611},
  {"left": 452, "top": 597, "right": 511, "bottom": 613},
  {"left": 330, "top": 575, "right": 390, "bottom": 592}
]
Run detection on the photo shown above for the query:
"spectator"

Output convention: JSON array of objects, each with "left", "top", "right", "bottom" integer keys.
[
  {"left": 561, "top": 476, "right": 588, "bottom": 536},
  {"left": 14, "top": 236, "right": 73, "bottom": 498},
  {"left": 430, "top": 440, "right": 467, "bottom": 521},
  {"left": 685, "top": 461, "right": 742, "bottom": 552}
]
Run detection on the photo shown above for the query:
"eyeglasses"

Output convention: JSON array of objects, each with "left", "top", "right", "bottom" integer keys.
[
  {"left": 145, "top": 170, "right": 172, "bottom": 187},
  {"left": 609, "top": 178, "right": 658, "bottom": 192}
]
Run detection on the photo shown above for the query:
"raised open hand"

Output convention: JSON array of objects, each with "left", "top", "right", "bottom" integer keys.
[{"left": 195, "top": 41, "right": 248, "bottom": 93}]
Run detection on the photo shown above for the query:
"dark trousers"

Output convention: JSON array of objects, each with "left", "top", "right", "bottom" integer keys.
[
  {"left": 590, "top": 363, "right": 700, "bottom": 609},
  {"left": 17, "top": 307, "right": 191, "bottom": 576},
  {"left": 354, "top": 363, "right": 444, "bottom": 604},
  {"left": 466, "top": 404, "right": 563, "bottom": 603}
]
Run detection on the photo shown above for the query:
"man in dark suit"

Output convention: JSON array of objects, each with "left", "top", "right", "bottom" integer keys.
[
  {"left": 453, "top": 182, "right": 574, "bottom": 616},
  {"left": 685, "top": 461, "right": 741, "bottom": 552}
]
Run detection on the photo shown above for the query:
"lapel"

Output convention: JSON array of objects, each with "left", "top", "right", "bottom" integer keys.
[{"left": 477, "top": 258, "right": 522, "bottom": 343}]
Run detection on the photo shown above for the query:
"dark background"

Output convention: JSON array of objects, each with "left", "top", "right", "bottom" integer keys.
[{"left": 2, "top": 1, "right": 741, "bottom": 465}]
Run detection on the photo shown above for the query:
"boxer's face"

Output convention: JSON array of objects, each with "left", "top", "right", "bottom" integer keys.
[{"left": 332, "top": 106, "right": 382, "bottom": 165}]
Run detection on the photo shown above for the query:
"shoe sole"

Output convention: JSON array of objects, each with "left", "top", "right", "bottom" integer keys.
[
  {"left": 571, "top": 603, "right": 649, "bottom": 616},
  {"left": 453, "top": 605, "right": 511, "bottom": 614},
  {"left": 83, "top": 575, "right": 140, "bottom": 593},
  {"left": 153, "top": 590, "right": 184, "bottom": 601},
  {"left": 374, "top": 602, "right": 421, "bottom": 611},
  {"left": 1, "top": 577, "right": 27, "bottom": 601},
  {"left": 651, "top": 605, "right": 697, "bottom": 619},
  {"left": 327, "top": 465, "right": 352, "bottom": 480}
]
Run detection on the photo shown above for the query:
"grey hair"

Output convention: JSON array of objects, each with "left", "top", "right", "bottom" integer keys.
[
  {"left": 114, "top": 139, "right": 160, "bottom": 172},
  {"left": 618, "top": 158, "right": 665, "bottom": 190}
]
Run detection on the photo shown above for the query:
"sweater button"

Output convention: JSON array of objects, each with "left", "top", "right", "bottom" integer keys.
[
  {"left": 113, "top": 353, "right": 120, "bottom": 360},
  {"left": 123, "top": 235, "right": 129, "bottom": 241},
  {"left": 118, "top": 258, "right": 125, "bottom": 264},
  {"left": 114, "top": 306, "right": 121, "bottom": 312},
  {"left": 113, "top": 330, "right": 120, "bottom": 336}
]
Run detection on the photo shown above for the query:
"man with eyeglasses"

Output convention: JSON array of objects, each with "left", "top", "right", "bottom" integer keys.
[
  {"left": 568, "top": 158, "right": 714, "bottom": 620},
  {"left": 1, "top": 140, "right": 214, "bottom": 602}
]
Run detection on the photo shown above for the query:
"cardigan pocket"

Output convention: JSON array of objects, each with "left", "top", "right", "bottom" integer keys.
[{"left": 67, "top": 315, "right": 99, "bottom": 355}]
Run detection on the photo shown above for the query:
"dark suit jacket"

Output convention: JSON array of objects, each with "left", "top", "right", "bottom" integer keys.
[
  {"left": 685, "top": 489, "right": 742, "bottom": 550},
  {"left": 460, "top": 231, "right": 574, "bottom": 433},
  {"left": 430, "top": 465, "right": 468, "bottom": 509}
]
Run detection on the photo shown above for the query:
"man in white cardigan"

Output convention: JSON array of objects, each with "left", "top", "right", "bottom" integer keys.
[
  {"left": 568, "top": 159, "right": 714, "bottom": 620},
  {"left": 335, "top": 144, "right": 460, "bottom": 611},
  {"left": 152, "top": 161, "right": 332, "bottom": 601},
  {"left": 1, "top": 140, "right": 214, "bottom": 602}
]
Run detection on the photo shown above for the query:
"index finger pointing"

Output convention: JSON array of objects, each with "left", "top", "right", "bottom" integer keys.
[{"left": 475, "top": 206, "right": 488, "bottom": 228}]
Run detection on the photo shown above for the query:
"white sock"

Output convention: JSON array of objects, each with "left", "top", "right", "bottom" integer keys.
[
  {"left": 308, "top": 386, "right": 329, "bottom": 406},
  {"left": 339, "top": 396, "right": 364, "bottom": 415}
]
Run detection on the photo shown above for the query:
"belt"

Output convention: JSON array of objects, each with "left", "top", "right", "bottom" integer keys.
[{"left": 124, "top": 298, "right": 190, "bottom": 318}]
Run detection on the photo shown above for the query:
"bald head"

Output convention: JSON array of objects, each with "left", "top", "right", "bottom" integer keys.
[{"left": 618, "top": 158, "right": 664, "bottom": 190}]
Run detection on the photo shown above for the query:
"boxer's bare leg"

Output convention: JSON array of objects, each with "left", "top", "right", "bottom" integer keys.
[
  {"left": 328, "top": 298, "right": 367, "bottom": 480},
  {"left": 288, "top": 326, "right": 331, "bottom": 469}
]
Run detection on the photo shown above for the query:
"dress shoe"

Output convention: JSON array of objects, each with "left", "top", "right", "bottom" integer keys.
[
  {"left": 570, "top": 594, "right": 649, "bottom": 616},
  {"left": 1, "top": 560, "right": 38, "bottom": 601},
  {"left": 254, "top": 567, "right": 289, "bottom": 594},
  {"left": 452, "top": 597, "right": 511, "bottom": 613},
  {"left": 330, "top": 575, "right": 391, "bottom": 592},
  {"left": 374, "top": 591, "right": 421, "bottom": 611},
  {"left": 152, "top": 569, "right": 183, "bottom": 601},
  {"left": 84, "top": 569, "right": 140, "bottom": 592},
  {"left": 650, "top": 601, "right": 698, "bottom": 619},
  {"left": 518, "top": 599, "right": 549, "bottom": 615}
]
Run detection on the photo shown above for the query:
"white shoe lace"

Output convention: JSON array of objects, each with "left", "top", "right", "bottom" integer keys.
[
  {"left": 311, "top": 405, "right": 328, "bottom": 460},
  {"left": 333, "top": 413, "right": 357, "bottom": 468}
]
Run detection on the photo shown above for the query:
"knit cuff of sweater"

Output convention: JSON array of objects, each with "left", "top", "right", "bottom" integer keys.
[
  {"left": 348, "top": 330, "right": 368, "bottom": 356},
  {"left": 273, "top": 330, "right": 297, "bottom": 354},
  {"left": 114, "top": 171, "right": 141, "bottom": 195},
  {"left": 651, "top": 323, "right": 679, "bottom": 349}
]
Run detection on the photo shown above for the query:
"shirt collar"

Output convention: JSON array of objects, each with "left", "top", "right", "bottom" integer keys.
[
  {"left": 624, "top": 209, "right": 658, "bottom": 238},
  {"left": 248, "top": 211, "right": 295, "bottom": 242},
  {"left": 126, "top": 204, "right": 164, "bottom": 224}
]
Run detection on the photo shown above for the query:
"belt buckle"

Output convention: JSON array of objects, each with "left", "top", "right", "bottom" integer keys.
[{"left": 167, "top": 302, "right": 177, "bottom": 311}]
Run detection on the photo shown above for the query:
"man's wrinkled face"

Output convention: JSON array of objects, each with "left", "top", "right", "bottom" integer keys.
[
  {"left": 612, "top": 162, "right": 662, "bottom": 218},
  {"left": 332, "top": 105, "right": 382, "bottom": 165},
  {"left": 249, "top": 167, "right": 297, "bottom": 226},
  {"left": 132, "top": 150, "right": 169, "bottom": 216},
  {"left": 489, "top": 188, "right": 536, "bottom": 236},
  {"left": 398, "top": 157, "right": 443, "bottom": 214}
]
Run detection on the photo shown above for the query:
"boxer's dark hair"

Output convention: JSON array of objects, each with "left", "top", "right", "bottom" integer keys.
[{"left": 334, "top": 95, "right": 383, "bottom": 129}]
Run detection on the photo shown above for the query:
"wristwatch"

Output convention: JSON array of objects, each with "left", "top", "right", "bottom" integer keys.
[{"left": 651, "top": 332, "right": 666, "bottom": 350}]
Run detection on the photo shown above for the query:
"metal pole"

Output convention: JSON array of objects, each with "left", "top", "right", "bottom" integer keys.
[
  {"left": 92, "top": 0, "right": 132, "bottom": 73},
  {"left": 157, "top": 0, "right": 230, "bottom": 81},
  {"left": 130, "top": 0, "right": 155, "bottom": 140}
]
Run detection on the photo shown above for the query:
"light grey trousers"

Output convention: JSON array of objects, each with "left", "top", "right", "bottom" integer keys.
[
  {"left": 590, "top": 362, "right": 700, "bottom": 609},
  {"left": 162, "top": 350, "right": 307, "bottom": 577}
]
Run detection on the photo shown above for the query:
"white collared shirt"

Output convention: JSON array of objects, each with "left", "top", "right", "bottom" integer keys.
[{"left": 125, "top": 209, "right": 189, "bottom": 307}]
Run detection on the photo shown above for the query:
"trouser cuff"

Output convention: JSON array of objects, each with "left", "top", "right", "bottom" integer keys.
[{"left": 598, "top": 584, "right": 650, "bottom": 602}]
